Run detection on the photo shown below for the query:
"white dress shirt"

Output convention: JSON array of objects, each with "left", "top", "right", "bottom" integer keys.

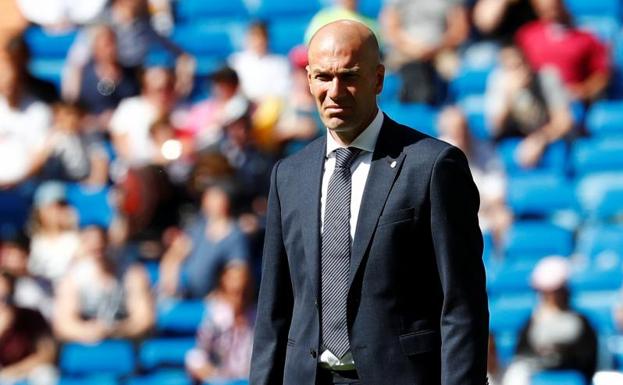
[{"left": 319, "top": 109, "right": 384, "bottom": 369}]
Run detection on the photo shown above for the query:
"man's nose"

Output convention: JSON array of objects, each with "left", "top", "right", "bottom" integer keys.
[{"left": 327, "top": 77, "right": 345, "bottom": 100}]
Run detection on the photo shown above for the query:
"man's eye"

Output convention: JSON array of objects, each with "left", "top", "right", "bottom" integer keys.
[{"left": 315, "top": 75, "right": 331, "bottom": 81}]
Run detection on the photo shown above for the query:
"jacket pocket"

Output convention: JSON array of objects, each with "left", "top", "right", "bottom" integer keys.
[
  {"left": 377, "top": 207, "right": 417, "bottom": 227},
  {"left": 398, "top": 329, "right": 439, "bottom": 356}
]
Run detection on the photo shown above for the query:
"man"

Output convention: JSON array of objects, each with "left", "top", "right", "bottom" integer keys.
[{"left": 250, "top": 20, "right": 488, "bottom": 385}]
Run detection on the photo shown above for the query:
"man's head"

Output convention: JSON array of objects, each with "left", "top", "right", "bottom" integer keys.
[
  {"left": 307, "top": 20, "right": 384, "bottom": 143},
  {"left": 530, "top": 0, "right": 569, "bottom": 23}
]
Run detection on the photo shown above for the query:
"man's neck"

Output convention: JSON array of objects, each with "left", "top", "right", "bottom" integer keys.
[{"left": 329, "top": 107, "right": 379, "bottom": 146}]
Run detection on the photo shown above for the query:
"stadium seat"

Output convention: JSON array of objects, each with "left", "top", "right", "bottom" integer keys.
[
  {"left": 380, "top": 102, "right": 438, "bottom": 136},
  {"left": 594, "top": 188, "right": 623, "bottom": 221},
  {"left": 175, "top": 0, "right": 248, "bottom": 22},
  {"left": 23, "top": 26, "right": 78, "bottom": 59},
  {"left": 450, "top": 67, "right": 491, "bottom": 99},
  {"left": 488, "top": 263, "right": 536, "bottom": 296},
  {"left": 489, "top": 293, "right": 535, "bottom": 333},
  {"left": 0, "top": 190, "right": 31, "bottom": 234},
  {"left": 507, "top": 174, "right": 577, "bottom": 217},
  {"left": 358, "top": 0, "right": 383, "bottom": 18},
  {"left": 573, "top": 137, "right": 623, "bottom": 175},
  {"left": 251, "top": 0, "right": 321, "bottom": 21},
  {"left": 504, "top": 222, "right": 574, "bottom": 260},
  {"left": 58, "top": 376, "right": 119, "bottom": 385},
  {"left": 156, "top": 300, "right": 206, "bottom": 335},
  {"left": 127, "top": 370, "right": 192, "bottom": 385},
  {"left": 139, "top": 338, "right": 196, "bottom": 370},
  {"left": 563, "top": 0, "right": 621, "bottom": 18},
  {"left": 66, "top": 183, "right": 115, "bottom": 228},
  {"left": 571, "top": 290, "right": 619, "bottom": 334},
  {"left": 59, "top": 340, "right": 135, "bottom": 376},
  {"left": 586, "top": 101, "right": 623, "bottom": 137},
  {"left": 379, "top": 72, "right": 401, "bottom": 104},
  {"left": 575, "top": 224, "right": 623, "bottom": 262},
  {"left": 576, "top": 16, "right": 620, "bottom": 44},
  {"left": 171, "top": 24, "right": 234, "bottom": 58},
  {"left": 457, "top": 95, "right": 491, "bottom": 140},
  {"left": 575, "top": 172, "right": 623, "bottom": 217},
  {"left": 570, "top": 265, "right": 622, "bottom": 292},
  {"left": 268, "top": 18, "right": 309, "bottom": 55},
  {"left": 497, "top": 139, "right": 567, "bottom": 176},
  {"left": 531, "top": 370, "right": 586, "bottom": 385},
  {"left": 28, "top": 58, "right": 65, "bottom": 88}
]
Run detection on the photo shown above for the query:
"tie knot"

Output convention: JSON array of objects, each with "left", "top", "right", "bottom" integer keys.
[{"left": 334, "top": 147, "right": 361, "bottom": 169}]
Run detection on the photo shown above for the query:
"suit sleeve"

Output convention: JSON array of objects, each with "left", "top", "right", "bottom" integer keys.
[
  {"left": 429, "top": 146, "right": 489, "bottom": 385},
  {"left": 249, "top": 160, "right": 293, "bottom": 385}
]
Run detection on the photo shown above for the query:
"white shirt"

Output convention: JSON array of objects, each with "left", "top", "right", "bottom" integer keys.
[
  {"left": 228, "top": 51, "right": 291, "bottom": 101},
  {"left": 319, "top": 109, "right": 383, "bottom": 369},
  {"left": 109, "top": 96, "right": 158, "bottom": 166}
]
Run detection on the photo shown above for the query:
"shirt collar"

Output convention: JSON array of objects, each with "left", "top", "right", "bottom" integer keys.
[{"left": 325, "top": 108, "right": 384, "bottom": 157}]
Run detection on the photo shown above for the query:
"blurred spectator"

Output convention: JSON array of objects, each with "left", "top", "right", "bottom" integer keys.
[
  {"left": 473, "top": 0, "right": 536, "bottom": 43},
  {"left": 1, "top": 34, "right": 59, "bottom": 104},
  {"left": 15, "top": 0, "right": 106, "bottom": 28},
  {"left": 380, "top": 0, "right": 469, "bottom": 104},
  {"left": 185, "top": 263, "right": 255, "bottom": 382},
  {"left": 0, "top": 1, "right": 27, "bottom": 43},
  {"left": 485, "top": 45, "right": 573, "bottom": 168},
  {"left": 515, "top": 0, "right": 610, "bottom": 102},
  {"left": 109, "top": 65, "right": 178, "bottom": 167},
  {"left": 304, "top": 0, "right": 380, "bottom": 44},
  {"left": 53, "top": 225, "right": 154, "bottom": 343},
  {"left": 65, "top": 0, "right": 195, "bottom": 95},
  {"left": 0, "top": 232, "right": 53, "bottom": 319},
  {"left": 437, "top": 106, "right": 510, "bottom": 245},
  {"left": 63, "top": 24, "right": 140, "bottom": 130},
  {"left": 273, "top": 46, "right": 321, "bottom": 155},
  {"left": 228, "top": 21, "right": 291, "bottom": 103},
  {"left": 27, "top": 182, "right": 80, "bottom": 285},
  {"left": 502, "top": 256, "right": 597, "bottom": 385},
  {"left": 33, "top": 102, "right": 91, "bottom": 182},
  {"left": 0, "top": 271, "right": 57, "bottom": 385},
  {"left": 180, "top": 66, "right": 251, "bottom": 151},
  {"left": 0, "top": 56, "right": 53, "bottom": 188},
  {"left": 159, "top": 181, "right": 250, "bottom": 299}
]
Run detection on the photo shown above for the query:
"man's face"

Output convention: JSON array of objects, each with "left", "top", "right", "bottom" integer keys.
[
  {"left": 307, "top": 40, "right": 384, "bottom": 135},
  {"left": 531, "top": 0, "right": 564, "bottom": 21}
]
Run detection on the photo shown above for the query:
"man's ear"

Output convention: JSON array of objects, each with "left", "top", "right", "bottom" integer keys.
[
  {"left": 306, "top": 65, "right": 314, "bottom": 94},
  {"left": 375, "top": 64, "right": 385, "bottom": 95}
]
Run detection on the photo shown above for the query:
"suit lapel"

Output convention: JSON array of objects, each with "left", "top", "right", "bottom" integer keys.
[
  {"left": 300, "top": 136, "right": 326, "bottom": 301},
  {"left": 350, "top": 117, "right": 406, "bottom": 283}
]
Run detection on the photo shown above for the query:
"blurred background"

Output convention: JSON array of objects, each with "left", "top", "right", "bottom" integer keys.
[{"left": 0, "top": 0, "right": 623, "bottom": 384}]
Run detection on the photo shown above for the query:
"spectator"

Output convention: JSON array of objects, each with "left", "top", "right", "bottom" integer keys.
[
  {"left": 484, "top": 44, "right": 573, "bottom": 168},
  {"left": 380, "top": 0, "right": 469, "bottom": 104},
  {"left": 53, "top": 225, "right": 154, "bottom": 343},
  {"left": 28, "top": 182, "right": 80, "bottom": 285},
  {"left": 0, "top": 271, "right": 57, "bottom": 385},
  {"left": 473, "top": 0, "right": 537, "bottom": 43},
  {"left": 0, "top": 56, "right": 52, "bottom": 188},
  {"left": 185, "top": 263, "right": 255, "bottom": 382},
  {"left": 503, "top": 256, "right": 598, "bottom": 385},
  {"left": 437, "top": 106, "right": 511, "bottom": 245},
  {"left": 0, "top": 232, "right": 53, "bottom": 319},
  {"left": 15, "top": 0, "right": 107, "bottom": 28},
  {"left": 63, "top": 24, "right": 140, "bottom": 129},
  {"left": 159, "top": 181, "right": 250, "bottom": 299},
  {"left": 180, "top": 66, "right": 251, "bottom": 151},
  {"left": 515, "top": 0, "right": 610, "bottom": 102},
  {"left": 109, "top": 64, "right": 178, "bottom": 167},
  {"left": 228, "top": 21, "right": 291, "bottom": 102},
  {"left": 304, "top": 0, "right": 380, "bottom": 45}
]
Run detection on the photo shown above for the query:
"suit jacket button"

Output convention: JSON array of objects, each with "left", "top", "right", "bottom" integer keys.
[{"left": 310, "top": 349, "right": 317, "bottom": 358}]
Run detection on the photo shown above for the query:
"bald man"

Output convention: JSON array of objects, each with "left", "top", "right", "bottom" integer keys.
[{"left": 250, "top": 20, "right": 488, "bottom": 385}]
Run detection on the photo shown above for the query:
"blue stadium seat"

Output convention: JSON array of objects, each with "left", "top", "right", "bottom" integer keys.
[
  {"left": 23, "top": 26, "right": 78, "bottom": 59},
  {"left": 251, "top": 0, "right": 321, "bottom": 21},
  {"left": 576, "top": 16, "right": 620, "bottom": 44},
  {"left": 563, "top": 0, "right": 621, "bottom": 17},
  {"left": 59, "top": 340, "right": 135, "bottom": 376},
  {"left": 571, "top": 290, "right": 619, "bottom": 333},
  {"left": 586, "top": 101, "right": 623, "bottom": 137},
  {"left": 28, "top": 58, "right": 64, "bottom": 88},
  {"left": 171, "top": 24, "right": 233, "bottom": 58},
  {"left": 175, "top": 0, "right": 248, "bottom": 22},
  {"left": 489, "top": 293, "right": 535, "bottom": 333},
  {"left": 139, "top": 338, "right": 196, "bottom": 370},
  {"left": 268, "top": 18, "right": 309, "bottom": 55},
  {"left": 572, "top": 138, "right": 623, "bottom": 176},
  {"left": 575, "top": 172, "right": 623, "bottom": 218},
  {"left": 0, "top": 190, "right": 30, "bottom": 234},
  {"left": 127, "top": 370, "right": 192, "bottom": 385},
  {"left": 156, "top": 300, "right": 206, "bottom": 335},
  {"left": 450, "top": 67, "right": 491, "bottom": 99},
  {"left": 575, "top": 224, "right": 623, "bottom": 261},
  {"left": 488, "top": 262, "right": 536, "bottom": 296},
  {"left": 458, "top": 95, "right": 491, "bottom": 140},
  {"left": 497, "top": 139, "right": 567, "bottom": 176},
  {"left": 531, "top": 370, "right": 586, "bottom": 385},
  {"left": 66, "top": 183, "right": 115, "bottom": 228},
  {"left": 594, "top": 188, "right": 623, "bottom": 221},
  {"left": 504, "top": 222, "right": 574, "bottom": 260},
  {"left": 358, "top": 0, "right": 383, "bottom": 18},
  {"left": 380, "top": 102, "right": 438, "bottom": 136},
  {"left": 507, "top": 174, "right": 577, "bottom": 217},
  {"left": 379, "top": 72, "right": 401, "bottom": 104},
  {"left": 58, "top": 376, "right": 119, "bottom": 385}
]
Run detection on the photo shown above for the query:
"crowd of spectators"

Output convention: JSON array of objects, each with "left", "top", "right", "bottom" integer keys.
[{"left": 0, "top": 0, "right": 622, "bottom": 384}]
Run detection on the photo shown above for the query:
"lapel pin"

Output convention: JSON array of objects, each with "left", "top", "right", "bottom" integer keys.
[{"left": 390, "top": 160, "right": 397, "bottom": 168}]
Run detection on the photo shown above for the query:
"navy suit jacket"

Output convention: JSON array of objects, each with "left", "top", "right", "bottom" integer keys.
[{"left": 250, "top": 115, "right": 489, "bottom": 385}]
